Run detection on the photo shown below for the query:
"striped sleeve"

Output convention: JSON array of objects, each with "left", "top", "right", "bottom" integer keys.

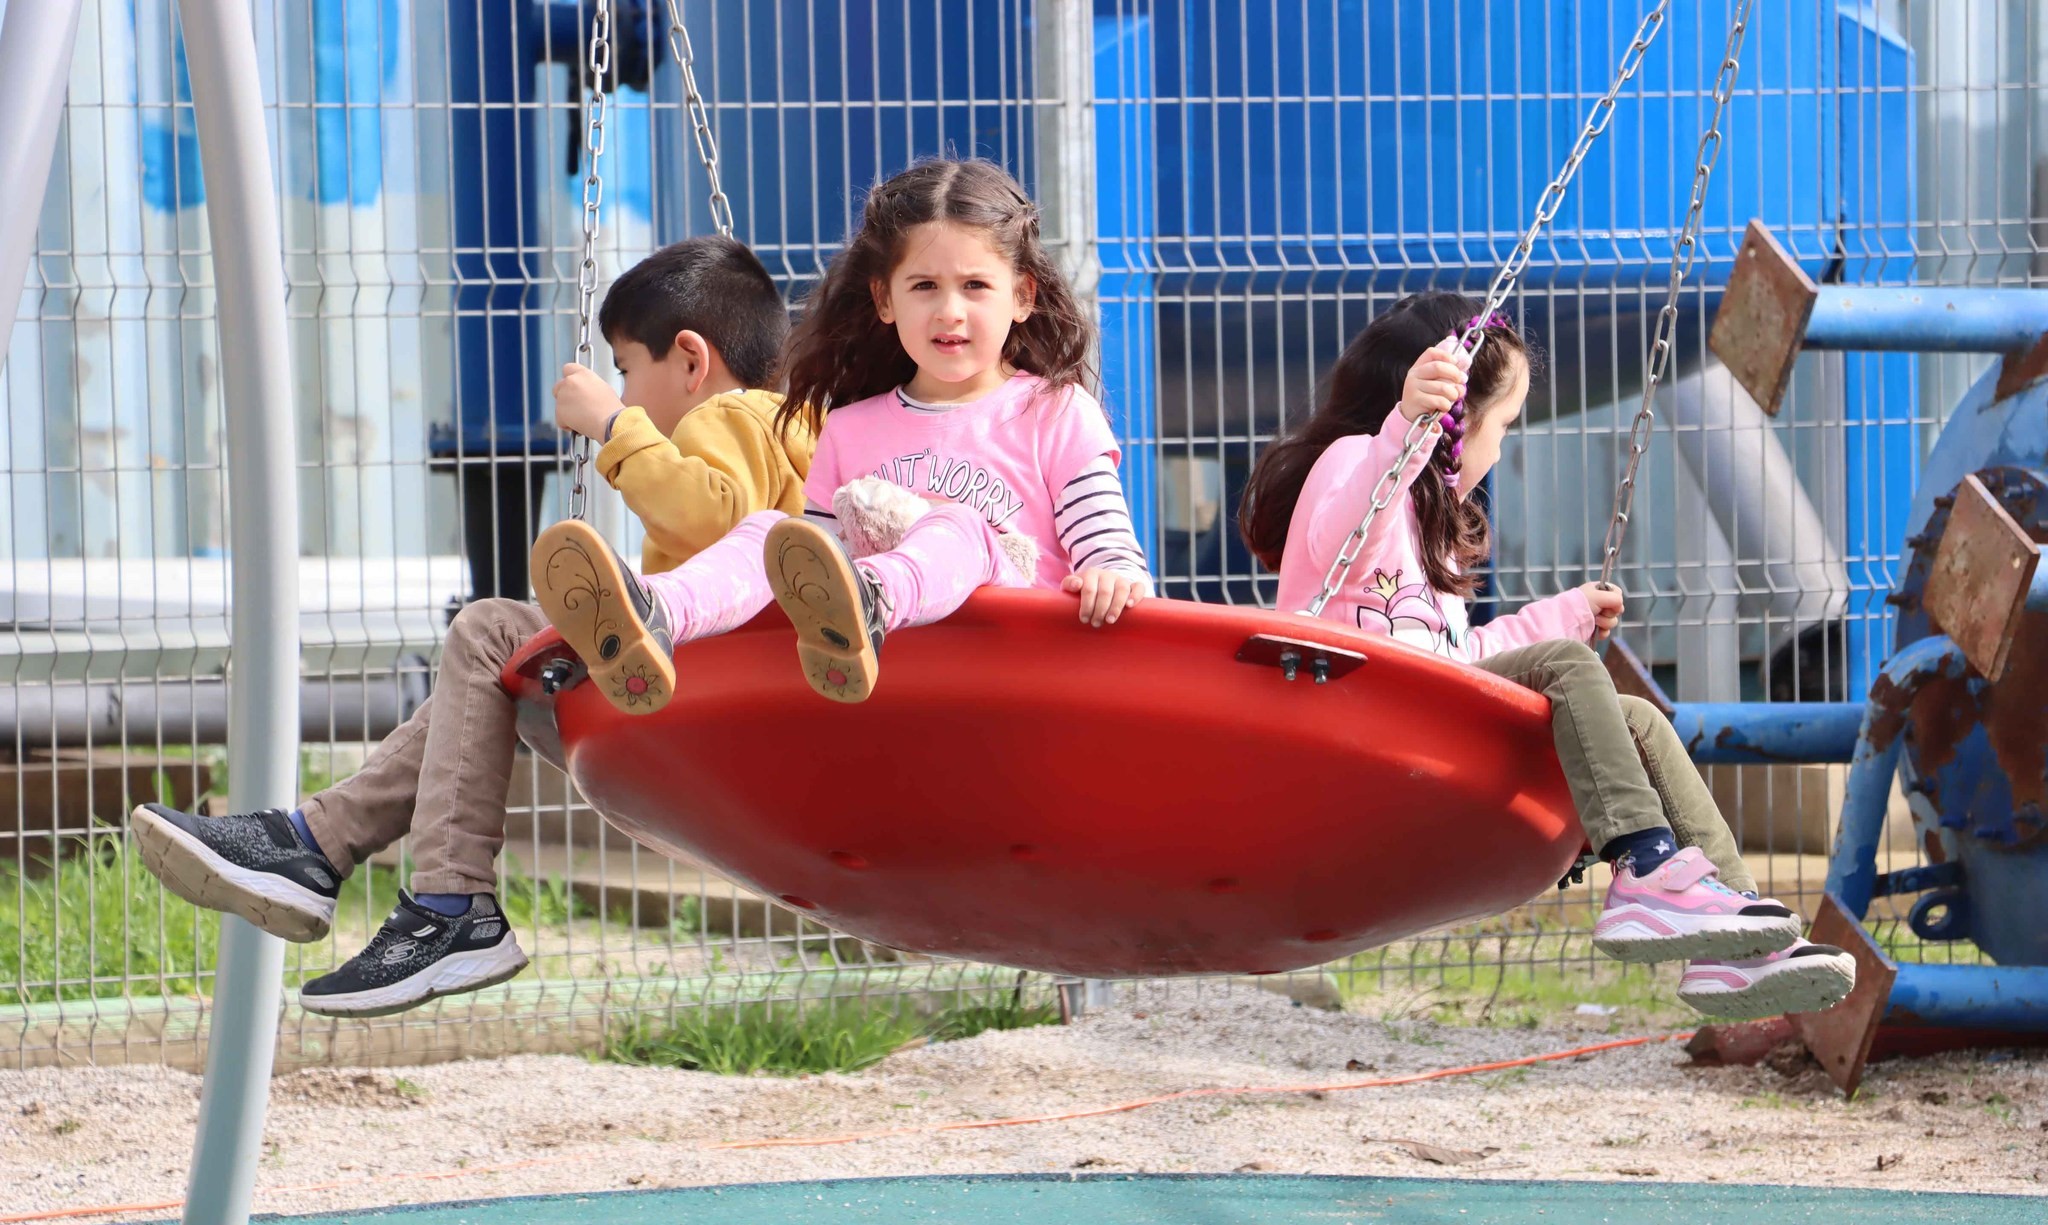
[{"left": 1054, "top": 455, "right": 1152, "bottom": 585}]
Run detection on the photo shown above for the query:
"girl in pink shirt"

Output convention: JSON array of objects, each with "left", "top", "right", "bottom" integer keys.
[
  {"left": 531, "top": 158, "right": 1150, "bottom": 711},
  {"left": 1239, "top": 292, "right": 1853, "bottom": 1019}
]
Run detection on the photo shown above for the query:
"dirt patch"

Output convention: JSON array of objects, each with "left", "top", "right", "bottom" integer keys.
[
  {"left": 4, "top": 991, "right": 2046, "bottom": 1222},
  {"left": 270, "top": 1070, "right": 432, "bottom": 1111}
]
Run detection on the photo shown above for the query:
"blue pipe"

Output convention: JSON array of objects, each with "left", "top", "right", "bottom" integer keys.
[
  {"left": 1667, "top": 702, "right": 1864, "bottom": 765},
  {"left": 443, "top": 0, "right": 544, "bottom": 458},
  {"left": 1885, "top": 962, "right": 2048, "bottom": 1031},
  {"left": 1825, "top": 636, "right": 1972, "bottom": 918},
  {"left": 1805, "top": 286, "right": 2048, "bottom": 353}
]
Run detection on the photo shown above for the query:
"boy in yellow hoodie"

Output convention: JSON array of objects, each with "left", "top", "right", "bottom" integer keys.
[{"left": 130, "top": 237, "right": 814, "bottom": 1017}]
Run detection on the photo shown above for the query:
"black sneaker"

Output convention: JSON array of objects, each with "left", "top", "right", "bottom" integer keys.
[
  {"left": 299, "top": 892, "right": 528, "bottom": 1018},
  {"left": 764, "top": 516, "right": 892, "bottom": 703},
  {"left": 531, "top": 517, "right": 678, "bottom": 715},
  {"left": 130, "top": 804, "right": 340, "bottom": 942}
]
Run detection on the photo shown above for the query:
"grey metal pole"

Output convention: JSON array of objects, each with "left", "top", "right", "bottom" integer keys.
[
  {"left": 177, "top": 1, "right": 301, "bottom": 1221},
  {"left": 1035, "top": 0, "right": 1100, "bottom": 311},
  {"left": 1034, "top": 1, "right": 1112, "bottom": 1017},
  {"left": 0, "top": 0, "right": 86, "bottom": 376}
]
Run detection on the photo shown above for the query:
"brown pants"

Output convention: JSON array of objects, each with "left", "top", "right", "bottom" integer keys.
[
  {"left": 1474, "top": 639, "right": 1756, "bottom": 894},
  {"left": 299, "top": 598, "right": 547, "bottom": 895}
]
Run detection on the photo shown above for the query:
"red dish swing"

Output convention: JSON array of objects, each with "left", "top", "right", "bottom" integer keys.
[
  {"left": 502, "top": 592, "right": 1579, "bottom": 978},
  {"left": 506, "top": 0, "right": 1739, "bottom": 978}
]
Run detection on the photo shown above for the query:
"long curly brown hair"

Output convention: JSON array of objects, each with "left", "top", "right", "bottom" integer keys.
[
  {"left": 775, "top": 158, "right": 1095, "bottom": 436},
  {"left": 1238, "top": 292, "right": 1536, "bottom": 597}
]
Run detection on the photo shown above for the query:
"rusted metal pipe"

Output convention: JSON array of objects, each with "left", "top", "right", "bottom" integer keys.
[
  {"left": 1825, "top": 636, "right": 1972, "bottom": 919},
  {"left": 1667, "top": 702, "right": 1863, "bottom": 765}
]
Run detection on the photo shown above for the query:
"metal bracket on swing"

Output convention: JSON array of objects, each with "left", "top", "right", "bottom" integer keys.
[
  {"left": 1236, "top": 634, "right": 1366, "bottom": 685},
  {"left": 537, "top": 656, "right": 588, "bottom": 696}
]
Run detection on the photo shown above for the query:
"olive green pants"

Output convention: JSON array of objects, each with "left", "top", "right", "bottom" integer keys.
[{"left": 1474, "top": 639, "right": 1755, "bottom": 894}]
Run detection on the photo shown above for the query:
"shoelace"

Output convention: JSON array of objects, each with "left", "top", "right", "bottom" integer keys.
[
  {"left": 855, "top": 561, "right": 895, "bottom": 626},
  {"left": 358, "top": 905, "right": 443, "bottom": 958}
]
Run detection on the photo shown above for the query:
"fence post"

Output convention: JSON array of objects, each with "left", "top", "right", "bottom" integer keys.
[
  {"left": 1036, "top": 0, "right": 1100, "bottom": 315},
  {"left": 178, "top": 1, "right": 302, "bottom": 1221},
  {"left": 1035, "top": 2, "right": 1114, "bottom": 1017},
  {"left": 0, "top": 0, "right": 85, "bottom": 376}
]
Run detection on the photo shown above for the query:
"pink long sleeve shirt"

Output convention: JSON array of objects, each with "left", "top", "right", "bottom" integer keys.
[{"left": 1273, "top": 411, "right": 1595, "bottom": 661}]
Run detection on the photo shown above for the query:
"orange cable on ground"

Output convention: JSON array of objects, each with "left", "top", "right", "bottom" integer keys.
[{"left": 1, "top": 1030, "right": 1694, "bottom": 1223}]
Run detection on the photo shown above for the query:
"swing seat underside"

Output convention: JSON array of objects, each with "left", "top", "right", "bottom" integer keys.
[{"left": 502, "top": 589, "right": 1582, "bottom": 978}]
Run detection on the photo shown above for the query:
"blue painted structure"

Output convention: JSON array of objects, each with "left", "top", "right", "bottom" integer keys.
[
  {"left": 1803, "top": 287, "right": 2048, "bottom": 354},
  {"left": 1885, "top": 963, "right": 2048, "bottom": 1031},
  {"left": 1667, "top": 702, "right": 1864, "bottom": 766},
  {"left": 1822, "top": 635, "right": 1973, "bottom": 921},
  {"left": 1812, "top": 388, "right": 2045, "bottom": 1032},
  {"left": 1672, "top": 269, "right": 2048, "bottom": 1036}
]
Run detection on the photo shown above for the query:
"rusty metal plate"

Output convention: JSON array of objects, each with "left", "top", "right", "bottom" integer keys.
[
  {"left": 1792, "top": 894, "right": 1898, "bottom": 1098},
  {"left": 1924, "top": 473, "right": 2042, "bottom": 684},
  {"left": 1708, "top": 220, "right": 1819, "bottom": 417},
  {"left": 1995, "top": 330, "right": 2048, "bottom": 401},
  {"left": 1234, "top": 634, "right": 1366, "bottom": 683}
]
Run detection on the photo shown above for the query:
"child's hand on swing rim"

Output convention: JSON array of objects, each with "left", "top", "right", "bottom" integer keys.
[
  {"left": 554, "top": 363, "right": 628, "bottom": 440},
  {"left": 1063, "top": 568, "right": 1147, "bottom": 627},
  {"left": 1579, "top": 581, "right": 1625, "bottom": 639}
]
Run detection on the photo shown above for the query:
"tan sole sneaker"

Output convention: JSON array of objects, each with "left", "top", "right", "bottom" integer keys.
[
  {"left": 530, "top": 518, "right": 676, "bottom": 715},
  {"left": 764, "top": 517, "right": 885, "bottom": 703}
]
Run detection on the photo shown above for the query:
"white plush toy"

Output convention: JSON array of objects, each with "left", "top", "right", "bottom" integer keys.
[{"left": 830, "top": 476, "right": 1040, "bottom": 579}]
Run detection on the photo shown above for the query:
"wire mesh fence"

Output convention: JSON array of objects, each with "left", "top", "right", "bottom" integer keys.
[{"left": 3, "top": 0, "right": 2035, "bottom": 1069}]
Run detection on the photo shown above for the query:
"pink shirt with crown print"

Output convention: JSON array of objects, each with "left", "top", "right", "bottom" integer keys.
[
  {"left": 804, "top": 372, "right": 1134, "bottom": 591},
  {"left": 1274, "top": 409, "right": 1594, "bottom": 662}
]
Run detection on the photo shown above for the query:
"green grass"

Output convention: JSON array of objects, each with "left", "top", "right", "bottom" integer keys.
[
  {"left": 603, "top": 991, "right": 1063, "bottom": 1076},
  {"left": 928, "top": 992, "right": 1061, "bottom": 1042},
  {"left": 0, "top": 835, "right": 605, "bottom": 1005},
  {"left": 605, "top": 999, "right": 924, "bottom": 1075}
]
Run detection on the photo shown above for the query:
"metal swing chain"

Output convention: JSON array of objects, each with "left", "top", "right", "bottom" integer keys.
[
  {"left": 662, "top": 0, "right": 736, "bottom": 239},
  {"left": 1597, "top": 0, "right": 1754, "bottom": 587},
  {"left": 1304, "top": 0, "right": 1671, "bottom": 619},
  {"left": 565, "top": 1, "right": 734, "bottom": 522},
  {"left": 568, "top": 0, "right": 614, "bottom": 522}
]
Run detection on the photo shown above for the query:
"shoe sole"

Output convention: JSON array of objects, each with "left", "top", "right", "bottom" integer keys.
[
  {"left": 530, "top": 519, "right": 676, "bottom": 715},
  {"left": 298, "top": 938, "right": 531, "bottom": 1019},
  {"left": 1592, "top": 905, "right": 1802, "bottom": 963},
  {"left": 130, "top": 806, "right": 336, "bottom": 943},
  {"left": 764, "top": 517, "right": 880, "bottom": 704},
  {"left": 1680, "top": 952, "right": 1858, "bottom": 1019}
]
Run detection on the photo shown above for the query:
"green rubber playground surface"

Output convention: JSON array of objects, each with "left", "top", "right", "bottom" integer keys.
[{"left": 257, "top": 1174, "right": 2045, "bottom": 1224}]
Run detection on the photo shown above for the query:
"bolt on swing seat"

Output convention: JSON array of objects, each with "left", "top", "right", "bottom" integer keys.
[{"left": 501, "top": 592, "right": 1580, "bottom": 978}]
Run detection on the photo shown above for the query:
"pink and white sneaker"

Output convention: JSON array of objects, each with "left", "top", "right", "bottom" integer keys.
[
  {"left": 1679, "top": 939, "right": 1857, "bottom": 1018},
  {"left": 1592, "top": 846, "right": 1802, "bottom": 963}
]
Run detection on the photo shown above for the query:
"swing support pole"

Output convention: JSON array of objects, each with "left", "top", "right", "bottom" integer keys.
[
  {"left": 0, "top": 0, "right": 85, "bottom": 380},
  {"left": 179, "top": 1, "right": 302, "bottom": 1220}
]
